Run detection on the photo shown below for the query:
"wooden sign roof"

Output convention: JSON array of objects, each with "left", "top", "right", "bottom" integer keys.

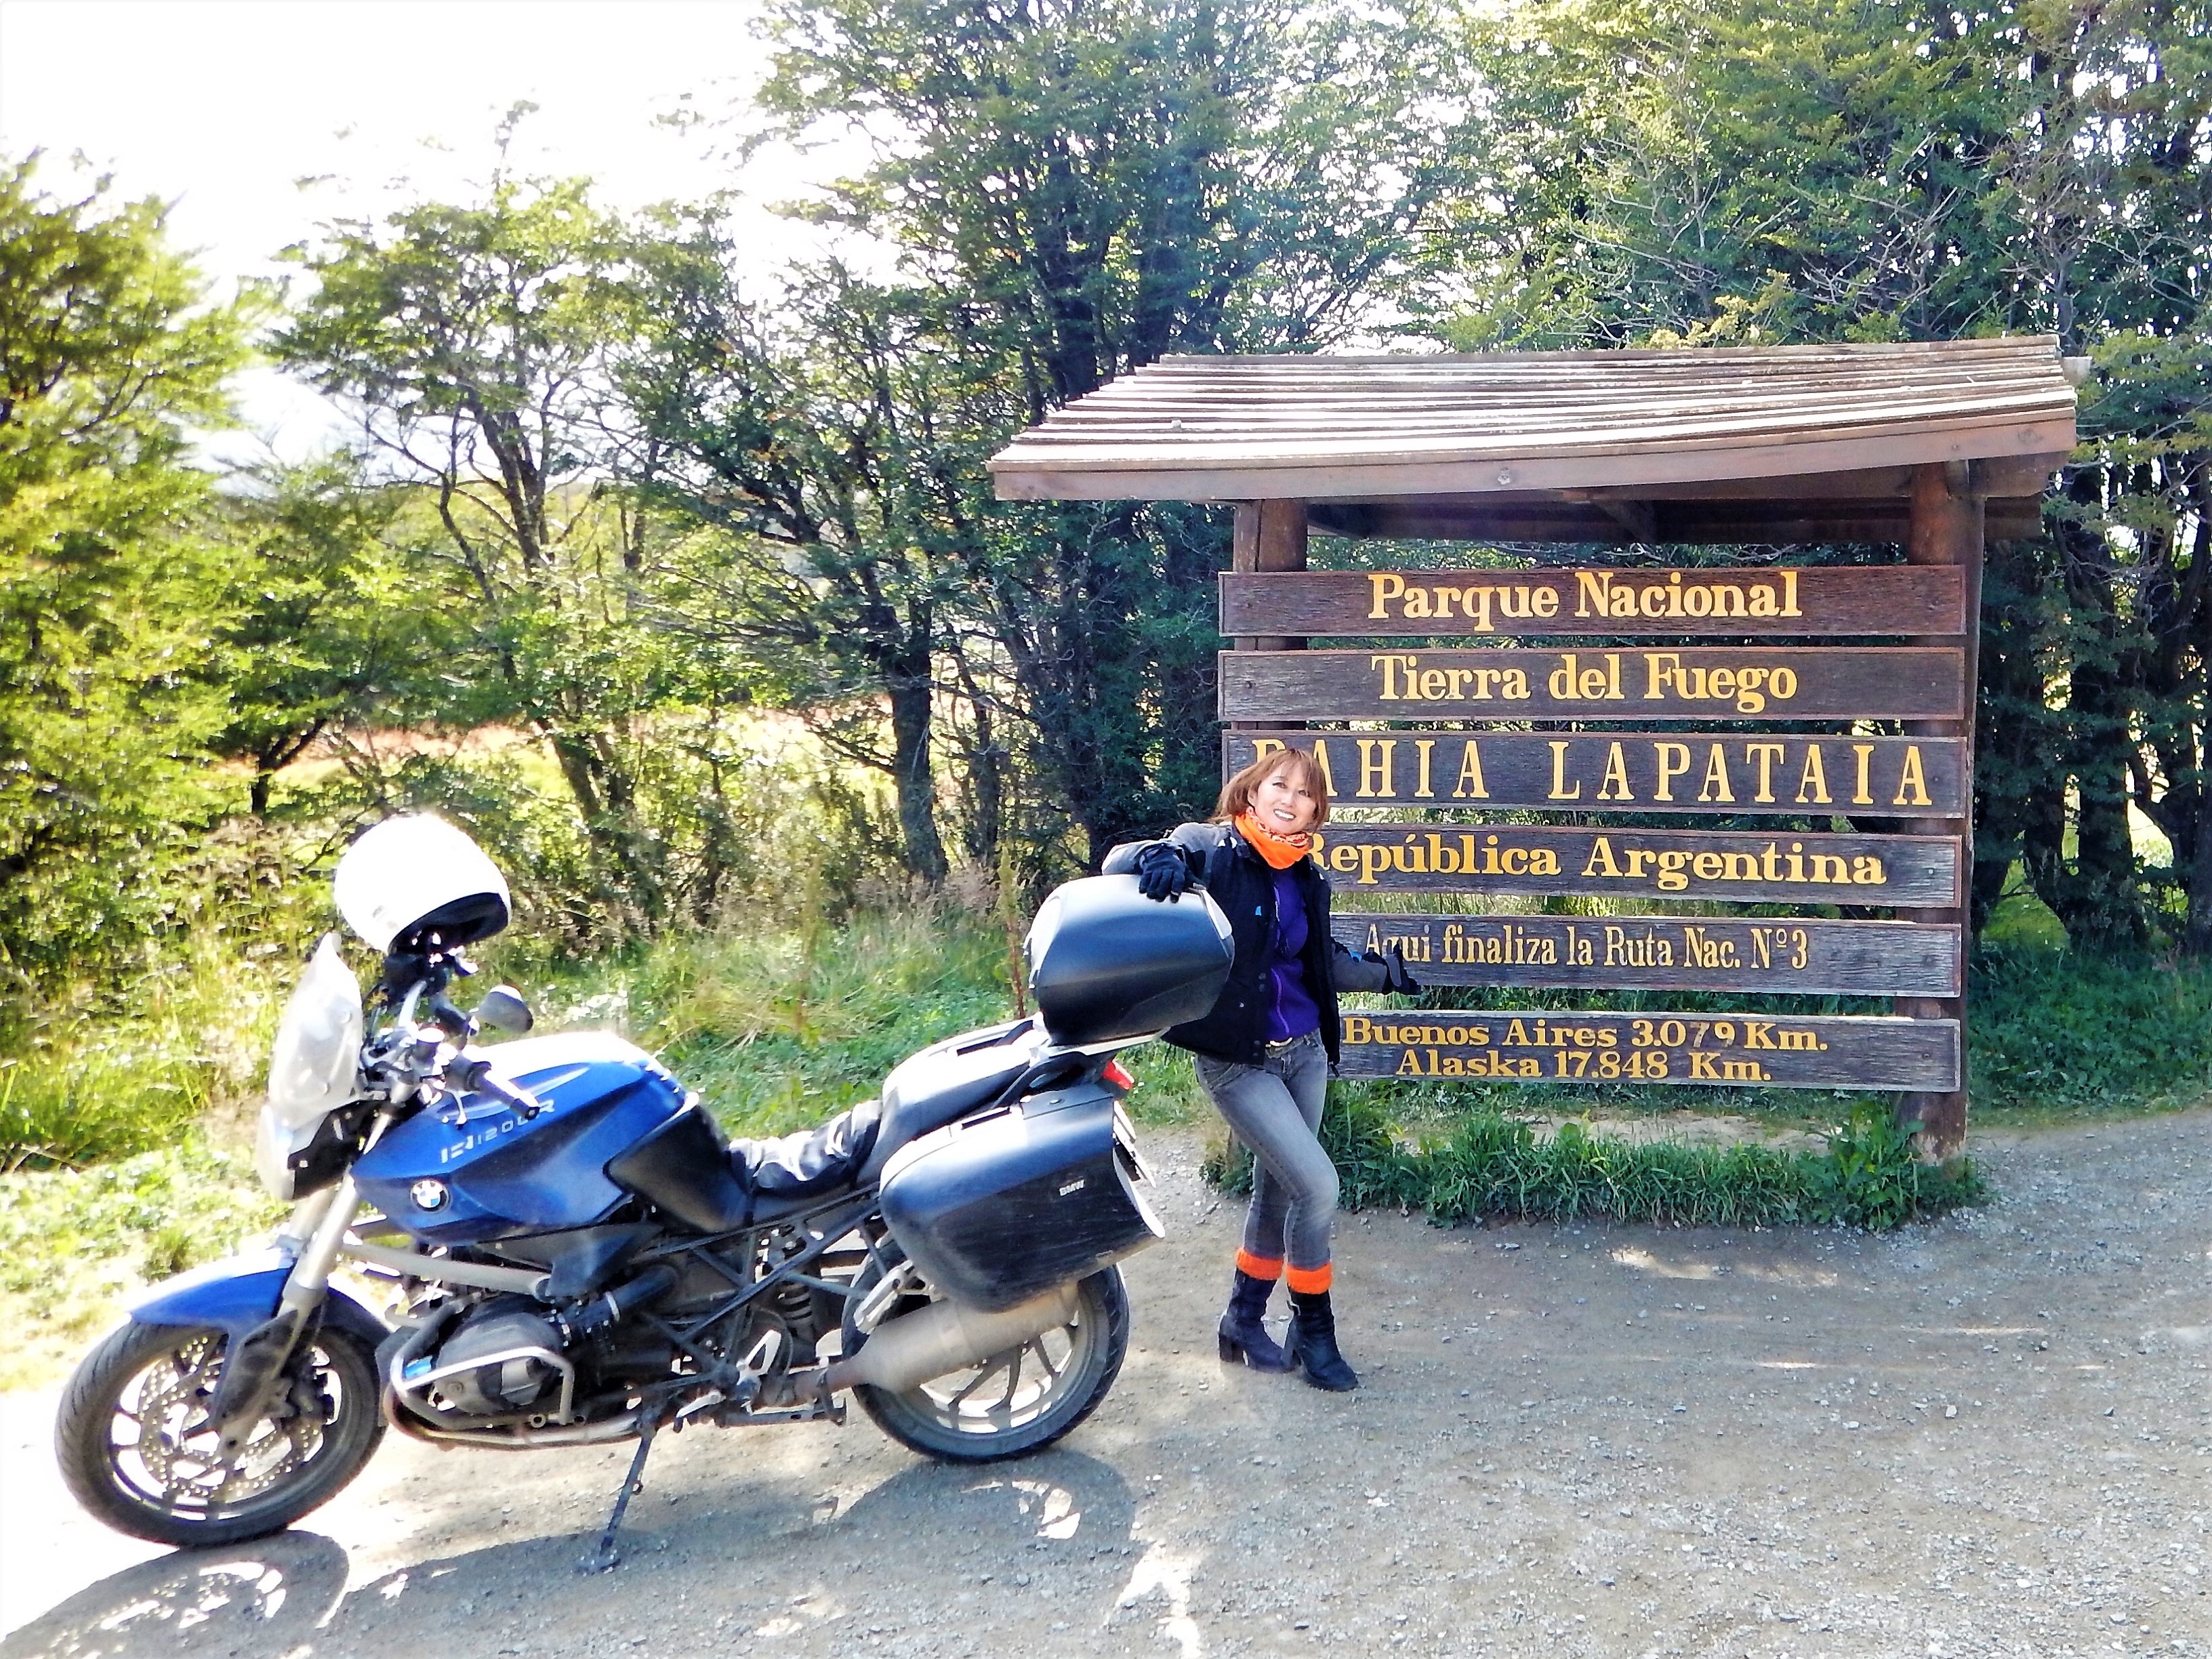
[{"left": 987, "top": 337, "right": 2081, "bottom": 512}]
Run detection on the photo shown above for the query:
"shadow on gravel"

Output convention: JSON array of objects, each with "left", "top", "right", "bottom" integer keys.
[
  {"left": 3, "top": 1451, "right": 1141, "bottom": 1658},
  {"left": 0, "top": 1530, "right": 350, "bottom": 1659}
]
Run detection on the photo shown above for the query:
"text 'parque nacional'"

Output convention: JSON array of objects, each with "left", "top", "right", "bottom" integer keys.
[{"left": 1218, "top": 565, "right": 1969, "bottom": 638}]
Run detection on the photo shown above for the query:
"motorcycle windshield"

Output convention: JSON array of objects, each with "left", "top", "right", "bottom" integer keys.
[{"left": 260, "top": 933, "right": 363, "bottom": 1148}]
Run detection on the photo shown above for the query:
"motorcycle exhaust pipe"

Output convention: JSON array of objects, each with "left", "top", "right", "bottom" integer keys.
[{"left": 825, "top": 1283, "right": 1080, "bottom": 1396}]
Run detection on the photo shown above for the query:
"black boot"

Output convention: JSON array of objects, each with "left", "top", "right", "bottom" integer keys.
[
  {"left": 1217, "top": 1269, "right": 1292, "bottom": 1372},
  {"left": 1288, "top": 1288, "right": 1358, "bottom": 1391}
]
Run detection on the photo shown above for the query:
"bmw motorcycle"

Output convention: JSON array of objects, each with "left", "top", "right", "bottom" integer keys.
[{"left": 55, "top": 815, "right": 1231, "bottom": 1567}]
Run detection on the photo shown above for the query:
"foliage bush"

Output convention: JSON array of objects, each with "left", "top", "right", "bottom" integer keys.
[
  {"left": 1969, "top": 945, "right": 2212, "bottom": 1116},
  {"left": 1202, "top": 1096, "right": 1982, "bottom": 1232},
  {"left": 0, "top": 1139, "right": 285, "bottom": 1388}
]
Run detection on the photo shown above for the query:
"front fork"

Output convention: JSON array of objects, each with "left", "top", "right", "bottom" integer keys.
[{"left": 207, "top": 1130, "right": 378, "bottom": 1455}]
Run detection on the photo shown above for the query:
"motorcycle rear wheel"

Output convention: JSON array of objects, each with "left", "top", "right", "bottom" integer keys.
[
  {"left": 855, "top": 1267, "right": 1129, "bottom": 1463},
  {"left": 56, "top": 1320, "right": 384, "bottom": 1547}
]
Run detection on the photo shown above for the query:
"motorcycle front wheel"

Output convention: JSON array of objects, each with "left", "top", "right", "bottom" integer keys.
[
  {"left": 854, "top": 1267, "right": 1130, "bottom": 1463},
  {"left": 56, "top": 1320, "right": 384, "bottom": 1547}
]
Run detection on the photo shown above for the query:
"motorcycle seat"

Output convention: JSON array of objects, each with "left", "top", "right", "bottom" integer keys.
[
  {"left": 869, "top": 1021, "right": 1040, "bottom": 1163},
  {"left": 730, "top": 1099, "right": 883, "bottom": 1202}
]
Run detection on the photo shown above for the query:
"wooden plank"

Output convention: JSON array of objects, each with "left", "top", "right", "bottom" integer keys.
[
  {"left": 1893, "top": 461, "right": 1984, "bottom": 1158},
  {"left": 988, "top": 416, "right": 2080, "bottom": 503},
  {"left": 1305, "top": 824, "right": 1961, "bottom": 905},
  {"left": 1330, "top": 914, "right": 1962, "bottom": 996},
  {"left": 1219, "top": 647, "right": 1965, "bottom": 722},
  {"left": 1303, "top": 497, "right": 2044, "bottom": 544},
  {"left": 1221, "top": 567, "right": 1965, "bottom": 637},
  {"left": 1225, "top": 731, "right": 1969, "bottom": 815},
  {"left": 1334, "top": 1011, "right": 1960, "bottom": 1090}
]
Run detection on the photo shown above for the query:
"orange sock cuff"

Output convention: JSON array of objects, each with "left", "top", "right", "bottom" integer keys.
[
  {"left": 1285, "top": 1263, "right": 1333, "bottom": 1296},
  {"left": 1235, "top": 1250, "right": 1283, "bottom": 1281}
]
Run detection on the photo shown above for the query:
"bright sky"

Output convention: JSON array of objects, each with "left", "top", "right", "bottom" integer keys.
[{"left": 0, "top": 0, "right": 834, "bottom": 457}]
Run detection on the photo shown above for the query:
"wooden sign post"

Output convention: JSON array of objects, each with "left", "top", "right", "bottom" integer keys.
[
  {"left": 1218, "top": 490, "right": 1982, "bottom": 1151},
  {"left": 990, "top": 340, "right": 2083, "bottom": 1158}
]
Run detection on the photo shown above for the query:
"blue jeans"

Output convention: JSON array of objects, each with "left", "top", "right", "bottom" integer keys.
[{"left": 1195, "top": 1031, "right": 1337, "bottom": 1275}]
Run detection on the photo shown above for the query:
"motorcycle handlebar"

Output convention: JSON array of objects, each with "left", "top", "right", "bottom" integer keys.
[{"left": 443, "top": 1053, "right": 545, "bottom": 1119}]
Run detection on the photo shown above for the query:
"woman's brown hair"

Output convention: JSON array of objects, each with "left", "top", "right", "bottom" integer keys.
[{"left": 1212, "top": 746, "right": 1332, "bottom": 827}]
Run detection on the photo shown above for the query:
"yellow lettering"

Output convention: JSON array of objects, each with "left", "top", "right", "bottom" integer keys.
[
  {"left": 1795, "top": 745, "right": 1830, "bottom": 805},
  {"left": 1893, "top": 745, "right": 1931, "bottom": 807},
  {"left": 1357, "top": 739, "right": 1395, "bottom": 799},
  {"left": 1654, "top": 741, "right": 1690, "bottom": 802},
  {"left": 1745, "top": 742, "right": 1784, "bottom": 803},
  {"left": 1597, "top": 742, "right": 1633, "bottom": 802},
  {"left": 1367, "top": 573, "right": 1403, "bottom": 619},
  {"left": 1451, "top": 740, "right": 1488, "bottom": 800},
  {"left": 1582, "top": 836, "right": 1623, "bottom": 878},
  {"left": 1549, "top": 740, "right": 1581, "bottom": 800},
  {"left": 1698, "top": 743, "right": 1735, "bottom": 804}
]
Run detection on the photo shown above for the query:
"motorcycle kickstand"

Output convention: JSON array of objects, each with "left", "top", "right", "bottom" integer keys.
[{"left": 578, "top": 1405, "right": 668, "bottom": 1575}]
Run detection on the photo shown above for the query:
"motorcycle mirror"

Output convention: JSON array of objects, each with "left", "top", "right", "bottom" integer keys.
[{"left": 475, "top": 985, "right": 534, "bottom": 1034}]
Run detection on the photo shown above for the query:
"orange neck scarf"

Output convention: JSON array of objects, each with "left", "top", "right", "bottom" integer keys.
[{"left": 1233, "top": 811, "right": 1312, "bottom": 870}]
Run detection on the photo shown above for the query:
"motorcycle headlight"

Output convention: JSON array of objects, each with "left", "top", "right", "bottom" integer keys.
[{"left": 257, "top": 934, "right": 364, "bottom": 1196}]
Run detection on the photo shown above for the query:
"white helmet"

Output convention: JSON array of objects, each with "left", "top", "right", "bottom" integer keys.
[{"left": 333, "top": 813, "right": 512, "bottom": 955}]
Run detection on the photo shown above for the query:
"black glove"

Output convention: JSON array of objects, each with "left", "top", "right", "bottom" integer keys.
[
  {"left": 1133, "top": 843, "right": 1191, "bottom": 903},
  {"left": 1381, "top": 943, "right": 1423, "bottom": 995}
]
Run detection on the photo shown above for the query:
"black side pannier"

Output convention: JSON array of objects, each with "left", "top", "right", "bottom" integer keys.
[
  {"left": 878, "top": 1090, "right": 1163, "bottom": 1311},
  {"left": 1025, "top": 874, "right": 1231, "bottom": 1046}
]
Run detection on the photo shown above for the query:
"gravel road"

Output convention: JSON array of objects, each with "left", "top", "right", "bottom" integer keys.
[{"left": 5, "top": 1111, "right": 2209, "bottom": 1659}]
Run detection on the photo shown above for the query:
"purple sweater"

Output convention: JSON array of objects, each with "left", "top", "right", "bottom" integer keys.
[{"left": 1263, "top": 865, "right": 1322, "bottom": 1043}]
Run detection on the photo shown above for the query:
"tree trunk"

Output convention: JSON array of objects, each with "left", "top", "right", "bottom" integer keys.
[
  {"left": 886, "top": 668, "right": 948, "bottom": 886},
  {"left": 548, "top": 731, "right": 667, "bottom": 929}
]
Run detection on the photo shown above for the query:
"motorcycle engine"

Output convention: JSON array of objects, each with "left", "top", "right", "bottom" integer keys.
[{"left": 412, "top": 1297, "right": 571, "bottom": 1418}]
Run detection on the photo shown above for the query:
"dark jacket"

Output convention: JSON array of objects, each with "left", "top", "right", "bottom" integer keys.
[{"left": 1103, "top": 822, "right": 1390, "bottom": 1067}]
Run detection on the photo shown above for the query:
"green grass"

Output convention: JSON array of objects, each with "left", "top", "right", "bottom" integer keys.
[
  {"left": 0, "top": 1137, "right": 285, "bottom": 1389},
  {"left": 1969, "top": 943, "right": 2212, "bottom": 1119},
  {"left": 7, "top": 897, "right": 2210, "bottom": 1389},
  {"left": 0, "top": 940, "right": 297, "bottom": 1171},
  {"left": 1204, "top": 1093, "right": 1983, "bottom": 1231},
  {"left": 520, "top": 900, "right": 1212, "bottom": 1136}
]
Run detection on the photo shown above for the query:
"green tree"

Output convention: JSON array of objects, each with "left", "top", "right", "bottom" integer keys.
[
  {"left": 272, "top": 154, "right": 678, "bottom": 928},
  {"left": 756, "top": 0, "right": 1469, "bottom": 866},
  {"left": 1430, "top": 0, "right": 2211, "bottom": 954},
  {"left": 207, "top": 453, "right": 411, "bottom": 819},
  {"left": 0, "top": 155, "right": 251, "bottom": 991},
  {"left": 621, "top": 239, "right": 979, "bottom": 883}
]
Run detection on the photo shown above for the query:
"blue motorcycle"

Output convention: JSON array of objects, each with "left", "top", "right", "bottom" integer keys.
[{"left": 55, "top": 815, "right": 1230, "bottom": 1566}]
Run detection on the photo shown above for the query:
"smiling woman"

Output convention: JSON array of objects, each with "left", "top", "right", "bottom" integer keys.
[{"left": 1102, "top": 749, "right": 1425, "bottom": 1392}]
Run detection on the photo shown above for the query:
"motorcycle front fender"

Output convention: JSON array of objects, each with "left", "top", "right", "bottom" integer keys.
[{"left": 125, "top": 1248, "right": 389, "bottom": 1351}]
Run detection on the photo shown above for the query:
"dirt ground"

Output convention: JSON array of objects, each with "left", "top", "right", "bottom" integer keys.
[{"left": 4, "top": 1111, "right": 2209, "bottom": 1659}]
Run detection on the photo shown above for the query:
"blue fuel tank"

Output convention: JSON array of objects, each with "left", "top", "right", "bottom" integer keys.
[{"left": 354, "top": 1033, "right": 689, "bottom": 1246}]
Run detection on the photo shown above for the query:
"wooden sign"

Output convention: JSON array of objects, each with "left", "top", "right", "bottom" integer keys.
[
  {"left": 1334, "top": 1011, "right": 1961, "bottom": 1090},
  {"left": 1220, "top": 647, "right": 1965, "bottom": 722},
  {"left": 1331, "top": 915, "right": 1961, "bottom": 997},
  {"left": 1222, "top": 566, "right": 1967, "bottom": 638},
  {"left": 1227, "top": 730, "right": 1967, "bottom": 815},
  {"left": 1305, "top": 825, "right": 1960, "bottom": 905}
]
